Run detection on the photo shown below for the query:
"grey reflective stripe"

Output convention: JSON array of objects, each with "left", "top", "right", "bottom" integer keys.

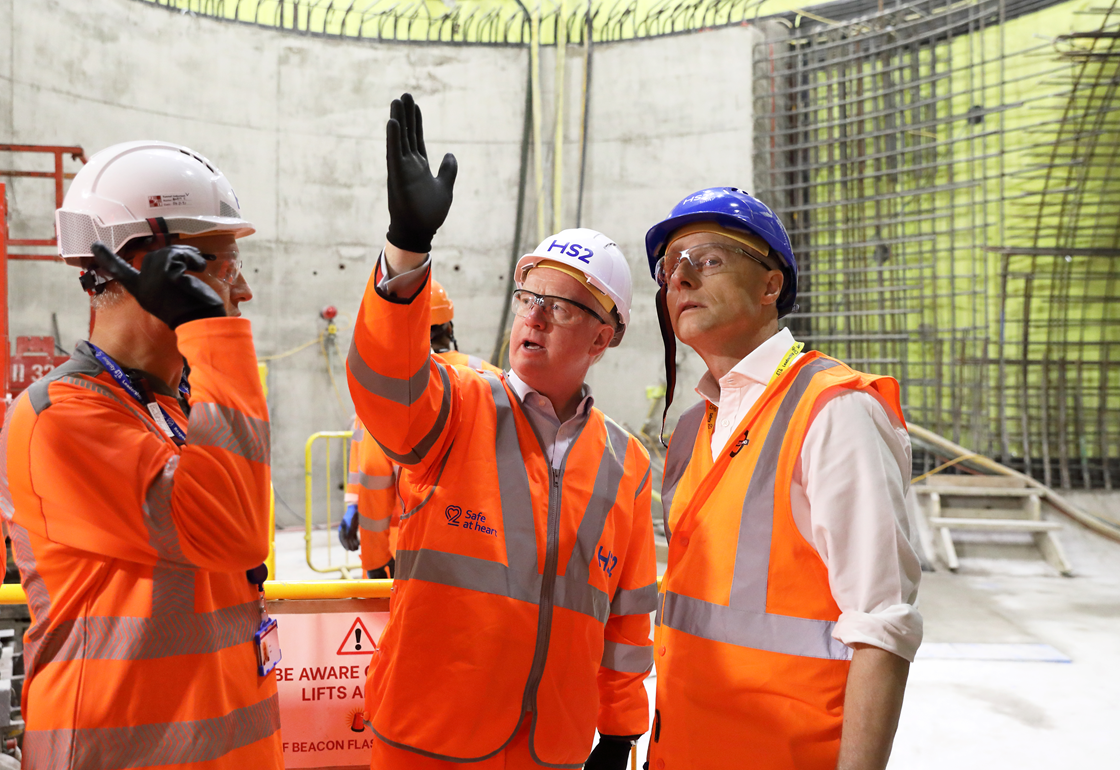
[
  {"left": 660, "top": 358, "right": 853, "bottom": 661},
  {"left": 610, "top": 583, "right": 658, "bottom": 616},
  {"left": 55, "top": 375, "right": 166, "bottom": 440},
  {"left": 348, "top": 471, "right": 361, "bottom": 485},
  {"left": 661, "top": 402, "right": 705, "bottom": 542},
  {"left": 21, "top": 692, "right": 281, "bottom": 769},
  {"left": 348, "top": 339, "right": 431, "bottom": 406},
  {"left": 188, "top": 402, "right": 270, "bottom": 465},
  {"left": 729, "top": 359, "right": 838, "bottom": 610},
  {"left": 482, "top": 373, "right": 540, "bottom": 582},
  {"left": 143, "top": 456, "right": 190, "bottom": 565},
  {"left": 26, "top": 341, "right": 106, "bottom": 415},
  {"left": 353, "top": 427, "right": 365, "bottom": 441},
  {"left": 360, "top": 514, "right": 391, "bottom": 532},
  {"left": 552, "top": 574, "right": 610, "bottom": 622},
  {"left": 376, "top": 364, "right": 452, "bottom": 465},
  {"left": 601, "top": 640, "right": 655, "bottom": 673},
  {"left": 467, "top": 355, "right": 484, "bottom": 368},
  {"left": 660, "top": 591, "right": 851, "bottom": 660},
  {"left": 563, "top": 417, "right": 629, "bottom": 586},
  {"left": 356, "top": 471, "right": 394, "bottom": 490},
  {"left": 30, "top": 601, "right": 261, "bottom": 664},
  {"left": 397, "top": 548, "right": 541, "bottom": 605},
  {"left": 0, "top": 393, "right": 19, "bottom": 523},
  {"left": 9, "top": 524, "right": 53, "bottom": 681}
]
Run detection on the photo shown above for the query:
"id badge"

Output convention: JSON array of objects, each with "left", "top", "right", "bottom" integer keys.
[{"left": 255, "top": 617, "right": 281, "bottom": 677}]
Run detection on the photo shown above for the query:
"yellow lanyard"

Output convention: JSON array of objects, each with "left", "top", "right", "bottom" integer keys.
[{"left": 768, "top": 341, "right": 805, "bottom": 384}]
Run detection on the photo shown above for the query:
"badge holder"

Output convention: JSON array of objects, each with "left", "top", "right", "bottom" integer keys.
[{"left": 255, "top": 592, "right": 282, "bottom": 677}]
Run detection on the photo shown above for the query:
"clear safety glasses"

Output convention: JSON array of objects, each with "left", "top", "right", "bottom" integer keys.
[
  {"left": 655, "top": 243, "right": 775, "bottom": 287},
  {"left": 200, "top": 249, "right": 244, "bottom": 286},
  {"left": 511, "top": 289, "right": 608, "bottom": 327}
]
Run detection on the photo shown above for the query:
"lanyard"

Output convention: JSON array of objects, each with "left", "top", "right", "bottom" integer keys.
[
  {"left": 768, "top": 341, "right": 805, "bottom": 384},
  {"left": 86, "top": 342, "right": 188, "bottom": 443}
]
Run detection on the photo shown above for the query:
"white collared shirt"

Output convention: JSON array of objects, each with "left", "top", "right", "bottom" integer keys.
[
  {"left": 695, "top": 327, "right": 924, "bottom": 661},
  {"left": 505, "top": 369, "right": 595, "bottom": 470}
]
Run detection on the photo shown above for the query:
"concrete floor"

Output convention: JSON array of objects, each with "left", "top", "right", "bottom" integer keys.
[{"left": 277, "top": 503, "right": 1120, "bottom": 768}]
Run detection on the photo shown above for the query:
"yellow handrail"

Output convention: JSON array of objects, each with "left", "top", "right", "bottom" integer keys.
[
  {"left": 0, "top": 579, "right": 393, "bottom": 605},
  {"left": 305, "top": 430, "right": 359, "bottom": 578}
]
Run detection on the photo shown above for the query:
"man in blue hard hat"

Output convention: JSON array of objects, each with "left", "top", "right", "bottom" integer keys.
[{"left": 643, "top": 187, "right": 922, "bottom": 770}]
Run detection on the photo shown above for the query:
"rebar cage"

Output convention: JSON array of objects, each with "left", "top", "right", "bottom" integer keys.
[{"left": 753, "top": 0, "right": 1120, "bottom": 489}]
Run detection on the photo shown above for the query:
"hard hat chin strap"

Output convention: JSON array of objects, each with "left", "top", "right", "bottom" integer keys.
[{"left": 655, "top": 286, "right": 677, "bottom": 448}]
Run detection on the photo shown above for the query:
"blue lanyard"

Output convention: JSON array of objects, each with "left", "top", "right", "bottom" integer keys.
[{"left": 86, "top": 342, "right": 188, "bottom": 443}]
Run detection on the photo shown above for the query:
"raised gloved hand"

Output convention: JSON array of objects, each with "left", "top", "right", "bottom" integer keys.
[
  {"left": 385, "top": 92, "right": 458, "bottom": 254},
  {"left": 339, "top": 504, "right": 361, "bottom": 552},
  {"left": 92, "top": 242, "right": 225, "bottom": 329},
  {"left": 583, "top": 735, "right": 634, "bottom": 770}
]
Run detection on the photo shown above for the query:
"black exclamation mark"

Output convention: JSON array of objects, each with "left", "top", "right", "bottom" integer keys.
[{"left": 355, "top": 628, "right": 362, "bottom": 651}]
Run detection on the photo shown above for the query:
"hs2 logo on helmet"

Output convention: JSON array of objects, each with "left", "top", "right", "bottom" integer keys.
[
  {"left": 546, "top": 239, "right": 594, "bottom": 263},
  {"left": 597, "top": 546, "right": 617, "bottom": 578}
]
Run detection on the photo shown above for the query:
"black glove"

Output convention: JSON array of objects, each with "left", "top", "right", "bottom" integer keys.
[
  {"left": 367, "top": 557, "right": 395, "bottom": 580},
  {"left": 339, "top": 504, "right": 361, "bottom": 552},
  {"left": 584, "top": 735, "right": 634, "bottom": 770},
  {"left": 385, "top": 92, "right": 458, "bottom": 254},
  {"left": 92, "top": 242, "right": 225, "bottom": 329}
]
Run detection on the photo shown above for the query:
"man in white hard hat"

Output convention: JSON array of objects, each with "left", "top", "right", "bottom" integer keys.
[
  {"left": 0, "top": 141, "right": 282, "bottom": 769},
  {"left": 346, "top": 93, "right": 657, "bottom": 770}
]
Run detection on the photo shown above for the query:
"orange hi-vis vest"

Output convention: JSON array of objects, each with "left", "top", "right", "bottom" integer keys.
[
  {"left": 347, "top": 418, "right": 401, "bottom": 572},
  {"left": 346, "top": 264, "right": 658, "bottom": 767},
  {"left": 0, "top": 320, "right": 282, "bottom": 770},
  {"left": 650, "top": 353, "right": 905, "bottom": 770}
]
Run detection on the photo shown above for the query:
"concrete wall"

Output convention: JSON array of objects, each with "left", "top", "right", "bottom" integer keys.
[{"left": 0, "top": 0, "right": 763, "bottom": 524}]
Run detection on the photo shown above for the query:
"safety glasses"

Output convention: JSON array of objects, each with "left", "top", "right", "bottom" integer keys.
[
  {"left": 511, "top": 289, "right": 608, "bottom": 327},
  {"left": 200, "top": 250, "right": 244, "bottom": 286},
  {"left": 655, "top": 242, "right": 775, "bottom": 287}
]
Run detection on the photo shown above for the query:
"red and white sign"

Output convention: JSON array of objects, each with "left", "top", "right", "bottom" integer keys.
[{"left": 273, "top": 610, "right": 389, "bottom": 768}]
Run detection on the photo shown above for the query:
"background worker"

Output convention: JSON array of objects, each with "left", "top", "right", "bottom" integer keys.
[
  {"left": 0, "top": 142, "right": 282, "bottom": 769},
  {"left": 339, "top": 279, "right": 498, "bottom": 576},
  {"left": 346, "top": 93, "right": 657, "bottom": 770},
  {"left": 644, "top": 188, "right": 922, "bottom": 770},
  {"left": 340, "top": 416, "right": 401, "bottom": 578}
]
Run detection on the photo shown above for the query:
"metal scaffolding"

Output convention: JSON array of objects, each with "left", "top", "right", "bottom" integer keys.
[{"left": 753, "top": 0, "right": 1120, "bottom": 489}]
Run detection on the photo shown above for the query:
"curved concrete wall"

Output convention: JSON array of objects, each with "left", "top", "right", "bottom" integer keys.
[{"left": 1, "top": 0, "right": 762, "bottom": 522}]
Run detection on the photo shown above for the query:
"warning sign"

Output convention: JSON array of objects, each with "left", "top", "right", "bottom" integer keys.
[
  {"left": 337, "top": 617, "right": 376, "bottom": 655},
  {"left": 272, "top": 608, "right": 389, "bottom": 768}
]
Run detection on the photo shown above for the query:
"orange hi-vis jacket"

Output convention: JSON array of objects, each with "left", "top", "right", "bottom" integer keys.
[
  {"left": 650, "top": 353, "right": 905, "bottom": 770},
  {"left": 433, "top": 348, "right": 502, "bottom": 374},
  {"left": 0, "top": 320, "right": 282, "bottom": 770},
  {"left": 347, "top": 418, "right": 401, "bottom": 572},
  {"left": 346, "top": 264, "right": 657, "bottom": 767}
]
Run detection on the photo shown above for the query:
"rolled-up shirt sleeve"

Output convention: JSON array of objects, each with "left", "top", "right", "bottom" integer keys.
[{"left": 791, "top": 389, "right": 924, "bottom": 661}]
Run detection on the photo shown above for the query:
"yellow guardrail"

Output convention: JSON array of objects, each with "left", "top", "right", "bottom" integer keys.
[{"left": 305, "top": 430, "right": 360, "bottom": 579}]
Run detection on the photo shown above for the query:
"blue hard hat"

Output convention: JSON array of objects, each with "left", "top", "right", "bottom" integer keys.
[{"left": 644, "top": 187, "right": 798, "bottom": 317}]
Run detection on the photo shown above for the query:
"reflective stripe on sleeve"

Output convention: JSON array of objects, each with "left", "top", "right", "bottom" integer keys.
[
  {"left": 659, "top": 591, "right": 851, "bottom": 660},
  {"left": 601, "top": 640, "right": 654, "bottom": 673},
  {"left": 359, "top": 514, "right": 392, "bottom": 533},
  {"left": 375, "top": 365, "right": 452, "bottom": 465},
  {"left": 21, "top": 692, "right": 281, "bottom": 769},
  {"left": 187, "top": 402, "right": 270, "bottom": 465},
  {"left": 0, "top": 395, "right": 19, "bottom": 523},
  {"left": 353, "top": 472, "right": 394, "bottom": 491},
  {"left": 9, "top": 524, "right": 53, "bottom": 681},
  {"left": 610, "top": 583, "right": 658, "bottom": 617},
  {"left": 142, "top": 456, "right": 189, "bottom": 565},
  {"left": 347, "top": 340, "right": 431, "bottom": 406}
]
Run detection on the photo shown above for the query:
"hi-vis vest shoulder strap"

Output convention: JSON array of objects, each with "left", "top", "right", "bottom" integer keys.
[
  {"left": 657, "top": 357, "right": 852, "bottom": 661},
  {"left": 394, "top": 371, "right": 644, "bottom": 624}
]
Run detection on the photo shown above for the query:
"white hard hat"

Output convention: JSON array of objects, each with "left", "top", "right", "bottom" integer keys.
[
  {"left": 55, "top": 140, "right": 254, "bottom": 265},
  {"left": 515, "top": 228, "right": 633, "bottom": 346}
]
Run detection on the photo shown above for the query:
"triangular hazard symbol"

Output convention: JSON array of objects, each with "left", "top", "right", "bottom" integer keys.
[{"left": 337, "top": 617, "right": 376, "bottom": 655}]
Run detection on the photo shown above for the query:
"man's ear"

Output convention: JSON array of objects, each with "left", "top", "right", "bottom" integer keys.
[
  {"left": 589, "top": 324, "right": 614, "bottom": 358},
  {"left": 760, "top": 270, "right": 784, "bottom": 307}
]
